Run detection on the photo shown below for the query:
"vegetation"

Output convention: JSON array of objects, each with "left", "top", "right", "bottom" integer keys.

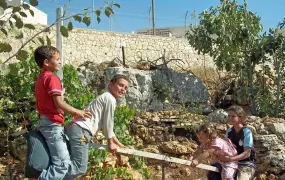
[{"left": 187, "top": 0, "right": 285, "bottom": 117}]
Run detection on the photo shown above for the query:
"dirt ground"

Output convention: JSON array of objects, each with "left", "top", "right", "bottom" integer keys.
[{"left": 149, "top": 164, "right": 207, "bottom": 180}]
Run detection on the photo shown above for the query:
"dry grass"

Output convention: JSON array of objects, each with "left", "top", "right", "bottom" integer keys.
[{"left": 189, "top": 67, "right": 219, "bottom": 85}]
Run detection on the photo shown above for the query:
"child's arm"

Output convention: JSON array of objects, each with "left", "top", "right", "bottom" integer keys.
[
  {"left": 191, "top": 148, "right": 216, "bottom": 167},
  {"left": 107, "top": 136, "right": 127, "bottom": 154},
  {"left": 113, "top": 136, "right": 127, "bottom": 148},
  {"left": 217, "top": 147, "right": 251, "bottom": 162},
  {"left": 52, "top": 95, "right": 92, "bottom": 118},
  {"left": 192, "top": 146, "right": 203, "bottom": 159}
]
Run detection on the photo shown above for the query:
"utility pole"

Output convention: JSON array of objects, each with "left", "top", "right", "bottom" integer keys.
[
  {"left": 109, "top": 15, "right": 112, "bottom": 31},
  {"left": 191, "top": 9, "right": 196, "bottom": 26},
  {"left": 148, "top": 6, "right": 151, "bottom": 34},
  {"left": 56, "top": 7, "right": 64, "bottom": 87},
  {"left": 92, "top": 0, "right": 94, "bottom": 29},
  {"left": 151, "top": 0, "right": 155, "bottom": 35}
]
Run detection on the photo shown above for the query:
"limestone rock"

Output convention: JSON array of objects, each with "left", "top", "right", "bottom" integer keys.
[
  {"left": 105, "top": 67, "right": 209, "bottom": 111},
  {"left": 160, "top": 141, "right": 197, "bottom": 155},
  {"left": 255, "top": 134, "right": 285, "bottom": 174},
  {"left": 207, "top": 109, "right": 228, "bottom": 123},
  {"left": 105, "top": 67, "right": 153, "bottom": 110},
  {"left": 269, "top": 123, "right": 285, "bottom": 136}
]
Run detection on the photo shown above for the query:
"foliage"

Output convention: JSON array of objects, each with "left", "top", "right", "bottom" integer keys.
[
  {"left": 129, "top": 156, "right": 152, "bottom": 179},
  {"left": 187, "top": 0, "right": 285, "bottom": 117},
  {"left": 0, "top": 51, "right": 39, "bottom": 130},
  {"left": 114, "top": 105, "right": 136, "bottom": 146},
  {"left": 187, "top": 0, "right": 262, "bottom": 71},
  {"left": 0, "top": 0, "right": 120, "bottom": 63},
  {"left": 152, "top": 79, "right": 172, "bottom": 102},
  {"left": 254, "top": 20, "right": 285, "bottom": 117},
  {"left": 62, "top": 64, "right": 96, "bottom": 124}
]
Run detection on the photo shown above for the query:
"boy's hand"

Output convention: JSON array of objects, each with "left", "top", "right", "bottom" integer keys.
[
  {"left": 216, "top": 154, "right": 231, "bottom": 162},
  {"left": 119, "top": 144, "right": 129, "bottom": 149},
  {"left": 108, "top": 143, "right": 118, "bottom": 154},
  {"left": 191, "top": 159, "right": 199, "bottom": 167},
  {"left": 74, "top": 110, "right": 92, "bottom": 119}
]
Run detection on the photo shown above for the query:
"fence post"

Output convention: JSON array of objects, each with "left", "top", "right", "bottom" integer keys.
[
  {"left": 122, "top": 46, "right": 126, "bottom": 67},
  {"left": 56, "top": 7, "right": 64, "bottom": 87}
]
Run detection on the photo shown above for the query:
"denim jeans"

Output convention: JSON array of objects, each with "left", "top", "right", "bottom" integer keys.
[
  {"left": 37, "top": 116, "right": 71, "bottom": 180},
  {"left": 64, "top": 122, "right": 91, "bottom": 180}
]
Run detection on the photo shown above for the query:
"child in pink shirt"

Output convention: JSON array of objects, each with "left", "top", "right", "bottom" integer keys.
[{"left": 191, "top": 124, "right": 238, "bottom": 180}]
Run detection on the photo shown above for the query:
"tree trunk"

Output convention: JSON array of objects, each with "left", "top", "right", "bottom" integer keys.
[
  {"left": 248, "top": 55, "right": 257, "bottom": 115},
  {"left": 274, "top": 51, "right": 281, "bottom": 118}
]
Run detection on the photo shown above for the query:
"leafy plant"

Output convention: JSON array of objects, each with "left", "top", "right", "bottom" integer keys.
[
  {"left": 62, "top": 64, "right": 96, "bottom": 124},
  {"left": 187, "top": 0, "right": 285, "bottom": 117},
  {"left": 129, "top": 156, "right": 152, "bottom": 179},
  {"left": 114, "top": 105, "right": 136, "bottom": 146},
  {"left": 152, "top": 79, "right": 172, "bottom": 102}
]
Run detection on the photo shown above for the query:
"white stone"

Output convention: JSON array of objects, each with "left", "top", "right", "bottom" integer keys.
[{"left": 269, "top": 123, "right": 285, "bottom": 135}]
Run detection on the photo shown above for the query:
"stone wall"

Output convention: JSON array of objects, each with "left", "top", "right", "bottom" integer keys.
[{"left": 1, "top": 25, "right": 215, "bottom": 69}]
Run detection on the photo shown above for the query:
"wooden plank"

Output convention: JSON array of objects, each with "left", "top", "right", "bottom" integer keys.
[{"left": 89, "top": 143, "right": 219, "bottom": 172}]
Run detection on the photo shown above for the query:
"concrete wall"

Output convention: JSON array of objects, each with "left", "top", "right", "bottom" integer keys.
[{"left": 1, "top": 25, "right": 215, "bottom": 70}]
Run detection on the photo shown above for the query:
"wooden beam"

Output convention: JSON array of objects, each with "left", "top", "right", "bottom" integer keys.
[{"left": 89, "top": 143, "right": 219, "bottom": 172}]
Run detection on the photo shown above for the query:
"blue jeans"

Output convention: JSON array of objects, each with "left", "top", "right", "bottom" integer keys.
[
  {"left": 37, "top": 116, "right": 71, "bottom": 180},
  {"left": 64, "top": 122, "right": 91, "bottom": 180}
]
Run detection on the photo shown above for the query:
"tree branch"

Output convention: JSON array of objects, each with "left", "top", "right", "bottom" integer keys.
[{"left": 3, "top": 12, "right": 91, "bottom": 64}]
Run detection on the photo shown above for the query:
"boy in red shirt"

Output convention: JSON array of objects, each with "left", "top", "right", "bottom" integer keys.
[{"left": 34, "top": 45, "right": 91, "bottom": 180}]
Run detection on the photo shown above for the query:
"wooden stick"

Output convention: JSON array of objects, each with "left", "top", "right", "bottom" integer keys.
[{"left": 89, "top": 143, "right": 219, "bottom": 172}]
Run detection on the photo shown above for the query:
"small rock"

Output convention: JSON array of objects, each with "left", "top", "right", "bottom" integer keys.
[
  {"left": 269, "top": 123, "right": 285, "bottom": 135},
  {"left": 207, "top": 109, "right": 228, "bottom": 123},
  {"left": 179, "top": 167, "right": 191, "bottom": 176}
]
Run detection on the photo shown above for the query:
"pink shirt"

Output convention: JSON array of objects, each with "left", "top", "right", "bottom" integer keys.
[{"left": 202, "top": 138, "right": 238, "bottom": 169}]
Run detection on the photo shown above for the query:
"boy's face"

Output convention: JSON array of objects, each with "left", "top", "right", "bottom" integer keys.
[
  {"left": 43, "top": 52, "right": 61, "bottom": 72},
  {"left": 109, "top": 78, "right": 129, "bottom": 98}
]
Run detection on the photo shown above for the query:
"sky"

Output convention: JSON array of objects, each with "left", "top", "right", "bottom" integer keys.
[{"left": 36, "top": 0, "right": 285, "bottom": 33}]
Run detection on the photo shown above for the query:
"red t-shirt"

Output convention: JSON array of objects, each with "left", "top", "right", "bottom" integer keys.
[{"left": 35, "top": 71, "right": 64, "bottom": 124}]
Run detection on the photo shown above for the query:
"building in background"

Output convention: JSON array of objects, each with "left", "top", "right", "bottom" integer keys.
[
  {"left": 137, "top": 26, "right": 190, "bottom": 39},
  {"left": 0, "top": 0, "right": 47, "bottom": 25}
]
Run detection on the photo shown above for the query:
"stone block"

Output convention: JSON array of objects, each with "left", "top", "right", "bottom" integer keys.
[{"left": 269, "top": 123, "right": 285, "bottom": 135}]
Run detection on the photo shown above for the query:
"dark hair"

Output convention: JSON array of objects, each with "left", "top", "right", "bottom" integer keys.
[
  {"left": 110, "top": 74, "right": 129, "bottom": 83},
  {"left": 195, "top": 123, "right": 218, "bottom": 140},
  {"left": 227, "top": 105, "right": 246, "bottom": 117},
  {"left": 34, "top": 46, "right": 59, "bottom": 68}
]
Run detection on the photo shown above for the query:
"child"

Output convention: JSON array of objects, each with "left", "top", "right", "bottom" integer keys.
[
  {"left": 63, "top": 74, "right": 129, "bottom": 179},
  {"left": 191, "top": 124, "right": 238, "bottom": 180},
  {"left": 34, "top": 45, "right": 92, "bottom": 180},
  {"left": 217, "top": 105, "right": 256, "bottom": 180}
]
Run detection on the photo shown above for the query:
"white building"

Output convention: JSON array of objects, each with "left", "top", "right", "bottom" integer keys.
[
  {"left": 137, "top": 26, "right": 190, "bottom": 39},
  {"left": 0, "top": 0, "right": 47, "bottom": 25}
]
